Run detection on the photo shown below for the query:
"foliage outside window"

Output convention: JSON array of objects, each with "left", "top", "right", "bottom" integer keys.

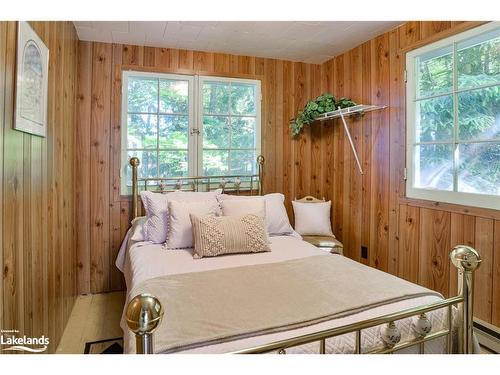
[
  {"left": 121, "top": 72, "right": 261, "bottom": 194},
  {"left": 201, "top": 77, "right": 260, "bottom": 177},
  {"left": 406, "top": 22, "right": 500, "bottom": 210}
]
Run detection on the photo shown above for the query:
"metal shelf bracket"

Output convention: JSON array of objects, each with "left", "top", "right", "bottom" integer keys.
[{"left": 316, "top": 104, "right": 387, "bottom": 175}]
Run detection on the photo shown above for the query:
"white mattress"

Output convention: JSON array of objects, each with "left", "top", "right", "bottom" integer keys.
[{"left": 117, "top": 234, "right": 457, "bottom": 354}]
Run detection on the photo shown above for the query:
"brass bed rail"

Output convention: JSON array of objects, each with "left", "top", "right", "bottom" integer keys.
[
  {"left": 126, "top": 248, "right": 480, "bottom": 355},
  {"left": 129, "top": 155, "right": 264, "bottom": 219},
  {"left": 233, "top": 246, "right": 479, "bottom": 355},
  {"left": 233, "top": 295, "right": 463, "bottom": 354}
]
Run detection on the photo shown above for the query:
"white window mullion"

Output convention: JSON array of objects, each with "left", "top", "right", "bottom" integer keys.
[
  {"left": 228, "top": 82, "right": 232, "bottom": 175},
  {"left": 196, "top": 75, "right": 203, "bottom": 177},
  {"left": 189, "top": 75, "right": 198, "bottom": 177},
  {"left": 120, "top": 73, "right": 129, "bottom": 195},
  {"left": 156, "top": 78, "right": 160, "bottom": 179},
  {"left": 452, "top": 42, "right": 459, "bottom": 193}
]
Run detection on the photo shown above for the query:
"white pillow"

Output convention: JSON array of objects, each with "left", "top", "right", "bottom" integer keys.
[
  {"left": 292, "top": 200, "right": 334, "bottom": 236},
  {"left": 166, "top": 199, "right": 220, "bottom": 249},
  {"left": 130, "top": 216, "right": 147, "bottom": 242},
  {"left": 220, "top": 198, "right": 266, "bottom": 218},
  {"left": 218, "top": 193, "right": 296, "bottom": 236},
  {"left": 140, "top": 189, "right": 222, "bottom": 244}
]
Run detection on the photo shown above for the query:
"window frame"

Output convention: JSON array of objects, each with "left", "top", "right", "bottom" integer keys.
[
  {"left": 120, "top": 70, "right": 262, "bottom": 194},
  {"left": 197, "top": 75, "right": 262, "bottom": 177},
  {"left": 120, "top": 70, "right": 196, "bottom": 194},
  {"left": 405, "top": 21, "right": 500, "bottom": 210}
]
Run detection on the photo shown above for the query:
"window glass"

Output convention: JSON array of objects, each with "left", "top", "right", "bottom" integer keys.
[
  {"left": 122, "top": 73, "right": 261, "bottom": 193},
  {"left": 127, "top": 77, "right": 158, "bottom": 113},
  {"left": 458, "top": 143, "right": 500, "bottom": 195},
  {"left": 414, "top": 144, "right": 454, "bottom": 191},
  {"left": 127, "top": 114, "right": 157, "bottom": 149},
  {"left": 159, "top": 80, "right": 189, "bottom": 113},
  {"left": 457, "top": 29, "right": 500, "bottom": 89},
  {"left": 158, "top": 115, "right": 189, "bottom": 148},
  {"left": 201, "top": 79, "right": 259, "bottom": 176},
  {"left": 203, "top": 82, "right": 230, "bottom": 114},
  {"left": 457, "top": 86, "right": 500, "bottom": 141},
  {"left": 407, "top": 23, "right": 500, "bottom": 209},
  {"left": 415, "top": 95, "right": 454, "bottom": 142},
  {"left": 416, "top": 46, "right": 453, "bottom": 98}
]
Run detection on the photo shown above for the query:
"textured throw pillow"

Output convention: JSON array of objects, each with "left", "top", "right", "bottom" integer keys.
[
  {"left": 292, "top": 200, "right": 334, "bottom": 236},
  {"left": 140, "top": 189, "right": 222, "bottom": 244},
  {"left": 166, "top": 200, "right": 221, "bottom": 249},
  {"left": 218, "top": 193, "right": 296, "bottom": 236},
  {"left": 190, "top": 213, "right": 271, "bottom": 259},
  {"left": 220, "top": 197, "right": 266, "bottom": 219}
]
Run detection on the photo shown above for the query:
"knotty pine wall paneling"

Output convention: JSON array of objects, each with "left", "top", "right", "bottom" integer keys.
[
  {"left": 77, "top": 21, "right": 500, "bottom": 328},
  {"left": 76, "top": 43, "right": 323, "bottom": 294},
  {"left": 0, "top": 21, "right": 78, "bottom": 353},
  {"left": 322, "top": 20, "right": 499, "bottom": 327}
]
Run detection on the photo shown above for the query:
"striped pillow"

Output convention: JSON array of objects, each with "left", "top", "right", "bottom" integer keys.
[{"left": 190, "top": 213, "right": 271, "bottom": 259}]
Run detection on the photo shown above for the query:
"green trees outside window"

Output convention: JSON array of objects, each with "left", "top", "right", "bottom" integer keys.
[
  {"left": 411, "top": 26, "right": 499, "bottom": 197},
  {"left": 123, "top": 73, "right": 260, "bottom": 191}
]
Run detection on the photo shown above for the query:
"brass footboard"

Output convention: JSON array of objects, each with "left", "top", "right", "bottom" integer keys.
[{"left": 125, "top": 245, "right": 481, "bottom": 354}]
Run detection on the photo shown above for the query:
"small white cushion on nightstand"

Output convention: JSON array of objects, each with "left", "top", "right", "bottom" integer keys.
[{"left": 292, "top": 200, "right": 333, "bottom": 236}]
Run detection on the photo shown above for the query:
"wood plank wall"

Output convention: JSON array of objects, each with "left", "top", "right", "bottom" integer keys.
[
  {"left": 320, "top": 20, "right": 500, "bottom": 327},
  {"left": 0, "top": 21, "right": 78, "bottom": 352},
  {"left": 76, "top": 21, "right": 499, "bottom": 328},
  {"left": 76, "top": 42, "right": 323, "bottom": 294}
]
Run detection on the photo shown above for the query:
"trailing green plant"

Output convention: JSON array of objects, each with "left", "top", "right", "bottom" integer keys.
[{"left": 290, "top": 93, "right": 357, "bottom": 137}]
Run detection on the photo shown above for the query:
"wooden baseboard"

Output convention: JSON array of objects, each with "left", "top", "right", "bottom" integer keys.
[{"left": 474, "top": 318, "right": 500, "bottom": 353}]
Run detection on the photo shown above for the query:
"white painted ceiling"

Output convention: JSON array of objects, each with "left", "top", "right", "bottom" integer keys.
[{"left": 73, "top": 21, "right": 401, "bottom": 64}]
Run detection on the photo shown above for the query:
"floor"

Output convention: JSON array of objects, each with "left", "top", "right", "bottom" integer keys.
[{"left": 56, "top": 291, "right": 125, "bottom": 354}]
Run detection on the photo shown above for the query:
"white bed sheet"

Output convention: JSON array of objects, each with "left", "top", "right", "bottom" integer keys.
[{"left": 118, "top": 234, "right": 456, "bottom": 354}]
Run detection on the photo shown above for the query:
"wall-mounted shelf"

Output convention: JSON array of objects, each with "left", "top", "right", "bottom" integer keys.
[
  {"left": 316, "top": 104, "right": 387, "bottom": 175},
  {"left": 315, "top": 104, "right": 387, "bottom": 121}
]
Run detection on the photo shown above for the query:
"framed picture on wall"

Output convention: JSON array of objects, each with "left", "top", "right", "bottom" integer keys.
[{"left": 14, "top": 21, "right": 49, "bottom": 137}]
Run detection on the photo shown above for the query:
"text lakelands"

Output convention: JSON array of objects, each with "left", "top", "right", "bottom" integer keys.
[{"left": 0, "top": 335, "right": 50, "bottom": 346}]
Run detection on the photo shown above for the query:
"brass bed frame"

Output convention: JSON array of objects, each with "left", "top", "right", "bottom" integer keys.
[
  {"left": 128, "top": 155, "right": 264, "bottom": 218},
  {"left": 125, "top": 156, "right": 481, "bottom": 355}
]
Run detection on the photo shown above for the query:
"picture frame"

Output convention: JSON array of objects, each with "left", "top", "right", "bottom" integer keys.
[{"left": 14, "top": 21, "right": 49, "bottom": 137}]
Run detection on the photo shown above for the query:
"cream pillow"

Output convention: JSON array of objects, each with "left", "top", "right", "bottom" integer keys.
[
  {"left": 129, "top": 216, "right": 147, "bottom": 242},
  {"left": 190, "top": 213, "right": 271, "bottom": 259},
  {"left": 218, "top": 193, "right": 296, "bottom": 236},
  {"left": 292, "top": 200, "right": 334, "bottom": 236},
  {"left": 166, "top": 199, "right": 220, "bottom": 249},
  {"left": 140, "top": 189, "right": 222, "bottom": 244},
  {"left": 220, "top": 197, "right": 266, "bottom": 219}
]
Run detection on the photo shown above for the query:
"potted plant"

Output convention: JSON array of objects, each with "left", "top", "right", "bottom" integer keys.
[{"left": 290, "top": 93, "right": 357, "bottom": 137}]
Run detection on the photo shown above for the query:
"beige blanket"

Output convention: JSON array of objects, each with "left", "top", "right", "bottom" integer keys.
[{"left": 128, "top": 254, "right": 442, "bottom": 353}]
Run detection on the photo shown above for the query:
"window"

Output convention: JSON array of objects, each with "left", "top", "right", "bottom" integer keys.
[
  {"left": 121, "top": 72, "right": 261, "bottom": 193},
  {"left": 199, "top": 77, "right": 260, "bottom": 177},
  {"left": 406, "top": 22, "right": 500, "bottom": 210}
]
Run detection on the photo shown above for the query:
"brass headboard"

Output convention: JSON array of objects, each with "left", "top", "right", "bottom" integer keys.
[{"left": 129, "top": 155, "right": 265, "bottom": 219}]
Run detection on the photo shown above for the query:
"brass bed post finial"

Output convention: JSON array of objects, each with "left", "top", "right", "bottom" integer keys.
[
  {"left": 450, "top": 245, "right": 481, "bottom": 354},
  {"left": 257, "top": 155, "right": 265, "bottom": 195},
  {"left": 130, "top": 157, "right": 140, "bottom": 220},
  {"left": 126, "top": 293, "right": 164, "bottom": 354}
]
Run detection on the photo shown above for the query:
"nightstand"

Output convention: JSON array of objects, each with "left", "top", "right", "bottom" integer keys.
[{"left": 302, "top": 235, "right": 344, "bottom": 255}]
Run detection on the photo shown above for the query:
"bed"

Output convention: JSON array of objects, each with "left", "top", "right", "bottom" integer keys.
[{"left": 117, "top": 156, "right": 481, "bottom": 354}]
